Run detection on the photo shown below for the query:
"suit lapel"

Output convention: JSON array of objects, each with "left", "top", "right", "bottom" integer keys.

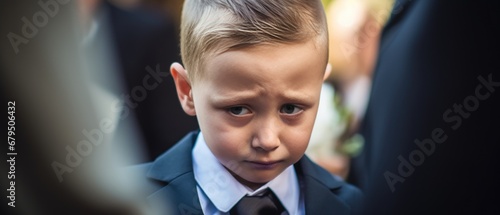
[
  {"left": 146, "top": 131, "right": 203, "bottom": 215},
  {"left": 145, "top": 133, "right": 354, "bottom": 214},
  {"left": 295, "top": 156, "right": 351, "bottom": 215}
]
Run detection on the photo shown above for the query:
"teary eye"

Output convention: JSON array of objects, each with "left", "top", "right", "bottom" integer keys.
[
  {"left": 229, "top": 106, "right": 251, "bottom": 116},
  {"left": 280, "top": 104, "right": 302, "bottom": 115}
]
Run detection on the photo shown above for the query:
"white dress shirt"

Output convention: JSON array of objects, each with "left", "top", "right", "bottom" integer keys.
[{"left": 192, "top": 132, "right": 305, "bottom": 215}]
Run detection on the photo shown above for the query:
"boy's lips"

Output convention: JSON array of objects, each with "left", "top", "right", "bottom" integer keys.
[{"left": 245, "top": 160, "right": 283, "bottom": 169}]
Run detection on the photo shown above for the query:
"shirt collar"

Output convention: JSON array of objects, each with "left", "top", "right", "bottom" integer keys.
[{"left": 192, "top": 132, "right": 300, "bottom": 214}]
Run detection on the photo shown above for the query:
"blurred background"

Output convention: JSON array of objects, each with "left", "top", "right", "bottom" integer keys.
[{"left": 307, "top": 0, "right": 394, "bottom": 179}]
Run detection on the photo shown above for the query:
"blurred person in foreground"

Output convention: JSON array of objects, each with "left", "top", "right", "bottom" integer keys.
[
  {"left": 353, "top": 0, "right": 500, "bottom": 214},
  {"left": 1, "top": 0, "right": 163, "bottom": 214},
  {"left": 135, "top": 0, "right": 363, "bottom": 214}
]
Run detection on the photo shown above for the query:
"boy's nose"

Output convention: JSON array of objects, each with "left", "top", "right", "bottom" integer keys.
[{"left": 251, "top": 120, "right": 281, "bottom": 151}]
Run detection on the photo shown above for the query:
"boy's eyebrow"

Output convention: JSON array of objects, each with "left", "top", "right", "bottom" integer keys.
[
  {"left": 209, "top": 90, "right": 314, "bottom": 105},
  {"left": 209, "top": 90, "right": 262, "bottom": 104},
  {"left": 279, "top": 91, "right": 314, "bottom": 103}
]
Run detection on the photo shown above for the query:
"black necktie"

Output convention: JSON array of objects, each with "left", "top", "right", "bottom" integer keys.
[{"left": 230, "top": 188, "right": 286, "bottom": 215}]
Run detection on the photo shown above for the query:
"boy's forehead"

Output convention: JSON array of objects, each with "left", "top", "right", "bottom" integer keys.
[
  {"left": 199, "top": 40, "right": 327, "bottom": 84},
  {"left": 203, "top": 37, "right": 327, "bottom": 71}
]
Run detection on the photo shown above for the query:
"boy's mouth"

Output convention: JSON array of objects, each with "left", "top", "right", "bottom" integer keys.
[{"left": 245, "top": 160, "right": 283, "bottom": 170}]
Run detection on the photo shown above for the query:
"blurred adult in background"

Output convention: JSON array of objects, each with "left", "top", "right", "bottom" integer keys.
[
  {"left": 326, "top": 0, "right": 393, "bottom": 129},
  {"left": 110, "top": 0, "right": 185, "bottom": 30},
  {"left": 306, "top": 0, "right": 393, "bottom": 179},
  {"left": 78, "top": 0, "right": 199, "bottom": 163},
  {"left": 353, "top": 0, "right": 500, "bottom": 214},
  {"left": 140, "top": 0, "right": 184, "bottom": 30}
]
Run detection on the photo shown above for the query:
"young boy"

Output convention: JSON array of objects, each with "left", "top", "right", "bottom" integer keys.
[{"left": 140, "top": 0, "right": 363, "bottom": 214}]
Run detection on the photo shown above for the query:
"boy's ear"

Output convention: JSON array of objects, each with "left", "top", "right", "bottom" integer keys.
[
  {"left": 323, "top": 63, "right": 332, "bottom": 81},
  {"left": 170, "top": 62, "right": 196, "bottom": 116}
]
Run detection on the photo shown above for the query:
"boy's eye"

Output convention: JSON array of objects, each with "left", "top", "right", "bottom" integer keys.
[
  {"left": 280, "top": 104, "right": 302, "bottom": 115},
  {"left": 228, "top": 106, "right": 251, "bottom": 116}
]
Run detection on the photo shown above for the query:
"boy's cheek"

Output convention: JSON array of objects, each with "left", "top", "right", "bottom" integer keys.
[
  {"left": 205, "top": 127, "right": 250, "bottom": 153},
  {"left": 284, "top": 127, "right": 314, "bottom": 152}
]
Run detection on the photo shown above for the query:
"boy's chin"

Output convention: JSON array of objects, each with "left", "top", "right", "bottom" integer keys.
[
  {"left": 235, "top": 174, "right": 270, "bottom": 191},
  {"left": 227, "top": 168, "right": 280, "bottom": 190}
]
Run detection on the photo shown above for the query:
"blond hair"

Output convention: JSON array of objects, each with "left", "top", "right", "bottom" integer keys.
[{"left": 180, "top": 0, "right": 328, "bottom": 83}]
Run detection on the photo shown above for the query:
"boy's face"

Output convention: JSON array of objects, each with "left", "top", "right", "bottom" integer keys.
[{"left": 171, "top": 40, "right": 328, "bottom": 189}]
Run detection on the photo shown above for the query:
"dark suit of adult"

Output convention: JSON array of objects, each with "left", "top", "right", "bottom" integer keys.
[
  {"left": 349, "top": 0, "right": 500, "bottom": 214},
  {"left": 136, "top": 131, "right": 363, "bottom": 215},
  {"left": 100, "top": 1, "right": 199, "bottom": 161}
]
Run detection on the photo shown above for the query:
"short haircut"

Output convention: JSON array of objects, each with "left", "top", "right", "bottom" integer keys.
[{"left": 180, "top": 0, "right": 328, "bottom": 83}]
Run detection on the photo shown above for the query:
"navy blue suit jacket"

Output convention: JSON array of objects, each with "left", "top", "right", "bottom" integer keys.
[{"left": 136, "top": 131, "right": 363, "bottom": 215}]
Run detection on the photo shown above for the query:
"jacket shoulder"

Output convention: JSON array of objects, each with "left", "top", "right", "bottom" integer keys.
[
  {"left": 124, "top": 162, "right": 167, "bottom": 195},
  {"left": 332, "top": 182, "right": 364, "bottom": 214},
  {"left": 296, "top": 155, "right": 363, "bottom": 213}
]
